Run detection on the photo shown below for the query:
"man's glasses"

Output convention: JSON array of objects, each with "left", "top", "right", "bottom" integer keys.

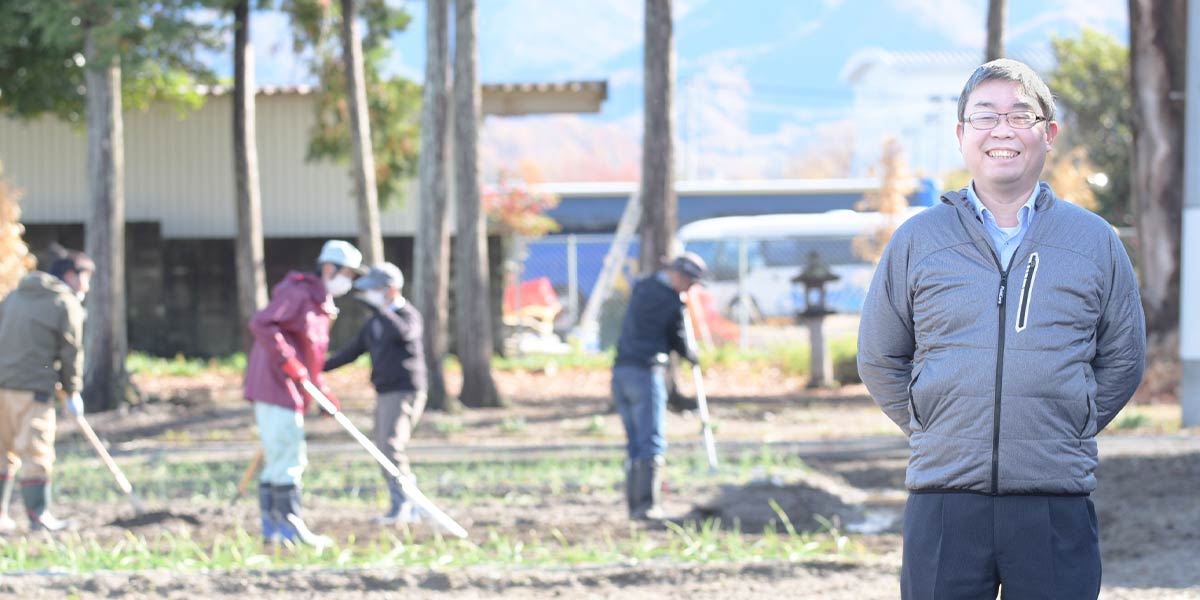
[{"left": 963, "top": 111, "right": 1048, "bottom": 130}]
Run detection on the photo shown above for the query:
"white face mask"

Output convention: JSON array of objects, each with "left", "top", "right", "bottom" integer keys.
[
  {"left": 326, "top": 274, "right": 353, "bottom": 298},
  {"left": 361, "top": 289, "right": 388, "bottom": 308}
]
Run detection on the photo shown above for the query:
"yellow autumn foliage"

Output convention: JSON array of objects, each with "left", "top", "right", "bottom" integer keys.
[
  {"left": 853, "top": 137, "right": 914, "bottom": 264},
  {"left": 0, "top": 163, "right": 35, "bottom": 297}
]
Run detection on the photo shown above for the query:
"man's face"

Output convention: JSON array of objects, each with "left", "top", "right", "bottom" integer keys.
[
  {"left": 667, "top": 270, "right": 696, "bottom": 293},
  {"left": 956, "top": 79, "right": 1059, "bottom": 197},
  {"left": 66, "top": 269, "right": 92, "bottom": 297}
]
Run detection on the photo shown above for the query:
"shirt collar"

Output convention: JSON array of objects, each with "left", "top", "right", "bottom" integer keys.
[{"left": 967, "top": 182, "right": 1039, "bottom": 228}]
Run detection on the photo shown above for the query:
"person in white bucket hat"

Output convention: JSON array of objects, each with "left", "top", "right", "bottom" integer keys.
[{"left": 243, "top": 239, "right": 364, "bottom": 547}]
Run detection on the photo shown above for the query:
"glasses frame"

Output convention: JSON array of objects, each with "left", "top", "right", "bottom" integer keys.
[{"left": 963, "top": 111, "right": 1048, "bottom": 130}]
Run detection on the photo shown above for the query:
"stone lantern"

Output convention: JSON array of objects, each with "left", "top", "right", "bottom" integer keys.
[{"left": 792, "top": 250, "right": 840, "bottom": 388}]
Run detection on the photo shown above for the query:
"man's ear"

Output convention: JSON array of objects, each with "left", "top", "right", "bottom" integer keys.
[{"left": 1045, "top": 120, "right": 1059, "bottom": 149}]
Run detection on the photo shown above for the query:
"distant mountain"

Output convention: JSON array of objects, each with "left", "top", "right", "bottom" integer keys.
[{"left": 252, "top": 0, "right": 1128, "bottom": 182}]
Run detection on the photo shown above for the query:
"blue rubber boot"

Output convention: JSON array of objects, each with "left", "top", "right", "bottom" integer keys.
[
  {"left": 271, "top": 484, "right": 331, "bottom": 548},
  {"left": 258, "top": 483, "right": 279, "bottom": 542}
]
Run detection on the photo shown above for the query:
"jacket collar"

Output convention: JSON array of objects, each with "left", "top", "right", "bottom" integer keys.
[
  {"left": 941, "top": 183, "right": 1058, "bottom": 269},
  {"left": 282, "top": 271, "right": 337, "bottom": 316}
]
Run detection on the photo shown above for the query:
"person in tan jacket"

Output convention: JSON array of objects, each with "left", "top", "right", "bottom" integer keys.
[{"left": 0, "top": 248, "right": 92, "bottom": 532}]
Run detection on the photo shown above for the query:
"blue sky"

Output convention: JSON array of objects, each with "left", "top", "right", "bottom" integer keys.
[{"left": 246, "top": 0, "right": 1129, "bottom": 181}]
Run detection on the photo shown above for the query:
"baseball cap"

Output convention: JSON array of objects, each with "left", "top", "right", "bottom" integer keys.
[
  {"left": 668, "top": 252, "right": 707, "bottom": 281},
  {"left": 354, "top": 262, "right": 404, "bottom": 291},
  {"left": 317, "top": 240, "right": 365, "bottom": 274}
]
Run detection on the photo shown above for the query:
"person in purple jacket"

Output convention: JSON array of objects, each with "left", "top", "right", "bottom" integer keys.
[{"left": 244, "top": 240, "right": 363, "bottom": 547}]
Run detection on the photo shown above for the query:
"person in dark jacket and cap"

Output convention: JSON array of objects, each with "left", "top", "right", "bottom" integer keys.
[
  {"left": 244, "top": 239, "right": 363, "bottom": 547},
  {"left": 325, "top": 262, "right": 428, "bottom": 524},
  {"left": 611, "top": 252, "right": 706, "bottom": 520}
]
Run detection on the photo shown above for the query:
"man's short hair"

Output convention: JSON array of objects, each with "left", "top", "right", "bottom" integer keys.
[
  {"left": 47, "top": 247, "right": 95, "bottom": 279},
  {"left": 957, "top": 58, "right": 1056, "bottom": 123}
]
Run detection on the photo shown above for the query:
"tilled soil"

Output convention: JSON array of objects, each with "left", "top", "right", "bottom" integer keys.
[
  {"left": 2, "top": 367, "right": 1196, "bottom": 598},
  {"left": 2, "top": 445, "right": 1196, "bottom": 599}
]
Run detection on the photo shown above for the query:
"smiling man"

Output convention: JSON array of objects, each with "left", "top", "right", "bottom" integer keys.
[{"left": 857, "top": 59, "right": 1146, "bottom": 599}]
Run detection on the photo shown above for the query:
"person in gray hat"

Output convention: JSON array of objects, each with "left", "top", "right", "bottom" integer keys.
[
  {"left": 244, "top": 239, "right": 364, "bottom": 547},
  {"left": 324, "top": 262, "right": 427, "bottom": 524},
  {"left": 611, "top": 252, "right": 706, "bottom": 520}
]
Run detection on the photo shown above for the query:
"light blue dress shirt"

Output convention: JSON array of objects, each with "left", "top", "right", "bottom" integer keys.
[{"left": 967, "top": 183, "right": 1039, "bottom": 270}]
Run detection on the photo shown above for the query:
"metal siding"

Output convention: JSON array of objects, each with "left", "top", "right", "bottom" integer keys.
[
  {"left": 0, "top": 93, "right": 419, "bottom": 238},
  {"left": 0, "top": 116, "right": 88, "bottom": 221}
]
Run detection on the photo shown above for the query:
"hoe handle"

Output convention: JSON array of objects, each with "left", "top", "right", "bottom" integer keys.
[
  {"left": 75, "top": 414, "right": 146, "bottom": 514},
  {"left": 231, "top": 448, "right": 264, "bottom": 505},
  {"left": 300, "top": 380, "right": 469, "bottom": 539}
]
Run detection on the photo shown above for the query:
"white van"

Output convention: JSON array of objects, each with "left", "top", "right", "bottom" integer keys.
[{"left": 677, "top": 208, "right": 925, "bottom": 321}]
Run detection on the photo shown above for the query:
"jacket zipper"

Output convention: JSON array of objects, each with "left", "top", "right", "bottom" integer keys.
[{"left": 992, "top": 267, "right": 1008, "bottom": 495}]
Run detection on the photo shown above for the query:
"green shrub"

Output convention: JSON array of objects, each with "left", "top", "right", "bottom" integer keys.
[{"left": 1113, "top": 410, "right": 1150, "bottom": 430}]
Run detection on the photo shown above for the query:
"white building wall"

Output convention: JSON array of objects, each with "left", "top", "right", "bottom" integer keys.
[{"left": 0, "top": 93, "right": 418, "bottom": 238}]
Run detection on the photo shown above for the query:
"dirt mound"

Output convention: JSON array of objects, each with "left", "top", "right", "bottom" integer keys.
[
  {"left": 109, "top": 510, "right": 202, "bottom": 529},
  {"left": 689, "top": 475, "right": 862, "bottom": 533}
]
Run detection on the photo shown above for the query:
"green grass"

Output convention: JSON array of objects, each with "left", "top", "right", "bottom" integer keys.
[
  {"left": 1112, "top": 410, "right": 1151, "bottom": 430},
  {"left": 697, "top": 334, "right": 858, "bottom": 381},
  {"left": 125, "top": 336, "right": 861, "bottom": 383},
  {"left": 51, "top": 445, "right": 813, "bottom": 506},
  {"left": 10, "top": 447, "right": 857, "bottom": 574},
  {"left": 492, "top": 349, "right": 615, "bottom": 372},
  {"left": 432, "top": 419, "right": 465, "bottom": 435},
  {"left": 582, "top": 415, "right": 607, "bottom": 436},
  {"left": 125, "top": 352, "right": 246, "bottom": 377},
  {"left": 499, "top": 416, "right": 528, "bottom": 434},
  {"left": 0, "top": 518, "right": 858, "bottom": 573}
]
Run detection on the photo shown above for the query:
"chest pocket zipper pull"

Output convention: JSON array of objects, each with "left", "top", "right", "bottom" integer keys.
[{"left": 1015, "top": 253, "right": 1040, "bottom": 332}]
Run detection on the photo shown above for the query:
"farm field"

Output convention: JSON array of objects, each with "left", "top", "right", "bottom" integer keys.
[{"left": 0, "top": 361, "right": 1195, "bottom": 599}]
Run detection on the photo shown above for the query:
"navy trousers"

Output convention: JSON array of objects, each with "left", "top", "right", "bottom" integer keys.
[{"left": 901, "top": 493, "right": 1101, "bottom": 600}]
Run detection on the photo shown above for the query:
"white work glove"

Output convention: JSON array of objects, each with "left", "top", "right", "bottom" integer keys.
[{"left": 66, "top": 392, "right": 85, "bottom": 417}]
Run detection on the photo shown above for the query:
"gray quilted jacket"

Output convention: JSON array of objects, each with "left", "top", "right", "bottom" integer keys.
[{"left": 857, "top": 183, "right": 1145, "bottom": 495}]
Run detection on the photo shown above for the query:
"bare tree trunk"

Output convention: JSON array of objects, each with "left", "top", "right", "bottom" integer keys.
[
  {"left": 1129, "top": 0, "right": 1186, "bottom": 341},
  {"left": 83, "top": 30, "right": 131, "bottom": 412},
  {"left": 641, "top": 0, "right": 689, "bottom": 409},
  {"left": 342, "top": 0, "right": 383, "bottom": 264},
  {"left": 452, "top": 0, "right": 500, "bottom": 408},
  {"left": 985, "top": 0, "right": 1007, "bottom": 62},
  {"left": 639, "top": 0, "right": 677, "bottom": 275},
  {"left": 415, "top": 0, "right": 455, "bottom": 411},
  {"left": 233, "top": 0, "right": 267, "bottom": 356}
]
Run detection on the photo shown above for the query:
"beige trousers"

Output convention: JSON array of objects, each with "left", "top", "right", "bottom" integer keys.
[{"left": 0, "top": 388, "right": 56, "bottom": 481}]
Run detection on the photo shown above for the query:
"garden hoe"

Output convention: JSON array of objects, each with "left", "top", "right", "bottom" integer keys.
[
  {"left": 75, "top": 413, "right": 147, "bottom": 515},
  {"left": 682, "top": 301, "right": 719, "bottom": 472},
  {"left": 298, "top": 380, "right": 469, "bottom": 539},
  {"left": 230, "top": 448, "right": 264, "bottom": 506}
]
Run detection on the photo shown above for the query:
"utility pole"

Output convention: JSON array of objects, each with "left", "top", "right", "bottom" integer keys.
[{"left": 1181, "top": 0, "right": 1199, "bottom": 427}]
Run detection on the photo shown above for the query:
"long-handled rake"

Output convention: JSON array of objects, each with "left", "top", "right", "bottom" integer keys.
[
  {"left": 74, "top": 414, "right": 147, "bottom": 515},
  {"left": 681, "top": 300, "right": 719, "bottom": 471},
  {"left": 299, "top": 380, "right": 468, "bottom": 539}
]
